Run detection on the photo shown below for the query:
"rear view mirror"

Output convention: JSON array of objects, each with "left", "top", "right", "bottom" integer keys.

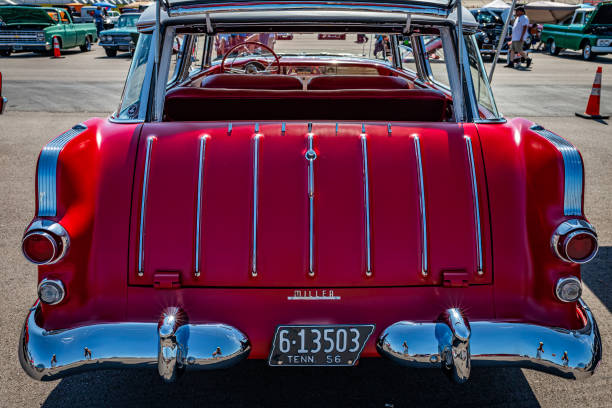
[{"left": 0, "top": 71, "right": 6, "bottom": 114}]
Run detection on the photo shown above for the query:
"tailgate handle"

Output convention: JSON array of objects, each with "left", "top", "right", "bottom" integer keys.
[
  {"left": 442, "top": 270, "right": 470, "bottom": 288},
  {"left": 154, "top": 272, "right": 181, "bottom": 289}
]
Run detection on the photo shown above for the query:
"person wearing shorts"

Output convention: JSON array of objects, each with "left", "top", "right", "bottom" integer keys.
[{"left": 506, "top": 6, "right": 532, "bottom": 68}]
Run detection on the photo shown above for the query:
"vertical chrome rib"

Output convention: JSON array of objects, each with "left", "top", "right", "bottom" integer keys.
[
  {"left": 194, "top": 135, "right": 208, "bottom": 278},
  {"left": 227, "top": 122, "right": 232, "bottom": 136},
  {"left": 281, "top": 122, "right": 286, "bottom": 135},
  {"left": 138, "top": 136, "right": 155, "bottom": 277},
  {"left": 387, "top": 123, "right": 392, "bottom": 137},
  {"left": 464, "top": 136, "right": 483, "bottom": 275},
  {"left": 361, "top": 132, "right": 372, "bottom": 277},
  {"left": 413, "top": 136, "right": 428, "bottom": 277},
  {"left": 252, "top": 128, "right": 261, "bottom": 277},
  {"left": 306, "top": 132, "right": 317, "bottom": 277}
]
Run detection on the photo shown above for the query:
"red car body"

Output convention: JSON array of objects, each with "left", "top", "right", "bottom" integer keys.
[{"left": 15, "top": 0, "right": 601, "bottom": 385}]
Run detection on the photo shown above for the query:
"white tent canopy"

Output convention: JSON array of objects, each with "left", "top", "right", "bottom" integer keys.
[
  {"left": 482, "top": 0, "right": 510, "bottom": 9},
  {"left": 524, "top": 1, "right": 579, "bottom": 24}
]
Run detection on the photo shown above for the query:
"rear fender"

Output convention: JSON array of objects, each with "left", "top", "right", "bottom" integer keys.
[
  {"left": 29, "top": 118, "right": 141, "bottom": 330},
  {"left": 476, "top": 118, "right": 587, "bottom": 329}
]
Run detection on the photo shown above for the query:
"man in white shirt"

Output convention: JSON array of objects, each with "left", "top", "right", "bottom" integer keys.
[{"left": 505, "top": 6, "right": 532, "bottom": 68}]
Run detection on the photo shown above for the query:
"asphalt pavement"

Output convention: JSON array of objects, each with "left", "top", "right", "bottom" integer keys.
[{"left": 0, "top": 45, "right": 611, "bottom": 407}]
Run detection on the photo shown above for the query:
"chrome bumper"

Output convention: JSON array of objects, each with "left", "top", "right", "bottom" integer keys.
[
  {"left": 377, "top": 299, "right": 601, "bottom": 382},
  {"left": 19, "top": 303, "right": 250, "bottom": 382},
  {"left": 591, "top": 46, "right": 612, "bottom": 53}
]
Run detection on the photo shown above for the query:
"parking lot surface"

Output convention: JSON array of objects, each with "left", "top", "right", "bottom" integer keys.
[{"left": 0, "top": 45, "right": 611, "bottom": 407}]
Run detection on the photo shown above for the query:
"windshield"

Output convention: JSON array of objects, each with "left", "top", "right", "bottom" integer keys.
[
  {"left": 475, "top": 12, "right": 498, "bottom": 24},
  {"left": 117, "top": 14, "right": 139, "bottom": 28},
  {"left": 211, "top": 33, "right": 394, "bottom": 64}
]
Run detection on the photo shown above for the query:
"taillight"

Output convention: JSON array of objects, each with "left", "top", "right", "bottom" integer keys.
[
  {"left": 552, "top": 219, "right": 598, "bottom": 264},
  {"left": 22, "top": 232, "right": 57, "bottom": 264},
  {"left": 21, "top": 220, "right": 70, "bottom": 265}
]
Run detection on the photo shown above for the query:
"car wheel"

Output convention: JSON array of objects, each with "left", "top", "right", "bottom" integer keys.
[
  {"left": 0, "top": 50, "right": 11, "bottom": 57},
  {"left": 548, "top": 39, "right": 560, "bottom": 56},
  {"left": 582, "top": 43, "right": 595, "bottom": 61},
  {"left": 105, "top": 48, "right": 117, "bottom": 57},
  {"left": 80, "top": 36, "right": 92, "bottom": 52}
]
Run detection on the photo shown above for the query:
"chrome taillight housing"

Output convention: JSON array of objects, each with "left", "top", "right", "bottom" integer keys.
[
  {"left": 21, "top": 220, "right": 70, "bottom": 265},
  {"left": 551, "top": 219, "right": 598, "bottom": 264}
]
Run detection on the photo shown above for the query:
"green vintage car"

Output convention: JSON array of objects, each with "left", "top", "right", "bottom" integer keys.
[
  {"left": 541, "top": 2, "right": 612, "bottom": 61},
  {"left": 99, "top": 12, "right": 140, "bottom": 57},
  {"left": 0, "top": 6, "right": 97, "bottom": 57}
]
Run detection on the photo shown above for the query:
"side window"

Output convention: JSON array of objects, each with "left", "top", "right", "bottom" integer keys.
[
  {"left": 60, "top": 11, "right": 69, "bottom": 24},
  {"left": 572, "top": 12, "right": 584, "bottom": 25},
  {"left": 189, "top": 35, "right": 207, "bottom": 76},
  {"left": 419, "top": 34, "right": 450, "bottom": 89},
  {"left": 399, "top": 36, "right": 417, "bottom": 74},
  {"left": 167, "top": 34, "right": 185, "bottom": 85}
]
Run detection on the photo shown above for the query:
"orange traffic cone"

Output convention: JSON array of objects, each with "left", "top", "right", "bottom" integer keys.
[
  {"left": 51, "top": 37, "right": 63, "bottom": 59},
  {"left": 576, "top": 67, "right": 609, "bottom": 119}
]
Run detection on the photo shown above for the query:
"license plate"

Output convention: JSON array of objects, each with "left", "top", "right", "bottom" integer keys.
[{"left": 269, "top": 325, "right": 374, "bottom": 367}]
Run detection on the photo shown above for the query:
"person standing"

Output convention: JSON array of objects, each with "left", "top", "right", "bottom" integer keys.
[
  {"left": 506, "top": 6, "right": 532, "bottom": 68},
  {"left": 94, "top": 6, "right": 104, "bottom": 38}
]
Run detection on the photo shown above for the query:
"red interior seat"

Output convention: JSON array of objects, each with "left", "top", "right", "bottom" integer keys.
[
  {"left": 307, "top": 75, "right": 413, "bottom": 90},
  {"left": 164, "top": 87, "right": 448, "bottom": 122},
  {"left": 201, "top": 74, "right": 303, "bottom": 90}
]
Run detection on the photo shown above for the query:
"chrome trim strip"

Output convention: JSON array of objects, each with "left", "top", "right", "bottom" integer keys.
[
  {"left": 530, "top": 125, "right": 583, "bottom": 216},
  {"left": 306, "top": 132, "right": 317, "bottom": 277},
  {"left": 377, "top": 299, "right": 602, "bottom": 381},
  {"left": 108, "top": 115, "right": 144, "bottom": 124},
  {"left": 251, "top": 131, "right": 261, "bottom": 277},
  {"left": 37, "top": 124, "right": 87, "bottom": 217},
  {"left": 413, "top": 136, "right": 428, "bottom": 277},
  {"left": 138, "top": 136, "right": 155, "bottom": 277},
  {"left": 19, "top": 302, "right": 251, "bottom": 382},
  {"left": 361, "top": 132, "right": 372, "bottom": 277},
  {"left": 169, "top": 3, "right": 450, "bottom": 18},
  {"left": 228, "top": 122, "right": 232, "bottom": 135},
  {"left": 464, "top": 136, "right": 483, "bottom": 275},
  {"left": 194, "top": 135, "right": 208, "bottom": 277}
]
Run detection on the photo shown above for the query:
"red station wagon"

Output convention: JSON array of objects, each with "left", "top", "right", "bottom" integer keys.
[{"left": 12, "top": 0, "right": 601, "bottom": 384}]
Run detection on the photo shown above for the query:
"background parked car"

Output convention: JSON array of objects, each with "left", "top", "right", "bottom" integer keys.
[
  {"left": 98, "top": 12, "right": 140, "bottom": 57},
  {"left": 0, "top": 5, "right": 97, "bottom": 57},
  {"left": 471, "top": 8, "right": 531, "bottom": 61},
  {"left": 541, "top": 2, "right": 612, "bottom": 60}
]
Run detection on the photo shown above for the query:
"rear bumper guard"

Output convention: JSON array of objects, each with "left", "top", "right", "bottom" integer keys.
[
  {"left": 19, "top": 300, "right": 601, "bottom": 382},
  {"left": 19, "top": 303, "right": 251, "bottom": 382},
  {"left": 377, "top": 299, "right": 601, "bottom": 381}
]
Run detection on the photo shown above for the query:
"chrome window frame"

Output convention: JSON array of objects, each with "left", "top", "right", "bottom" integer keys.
[
  {"left": 137, "top": 4, "right": 495, "bottom": 124},
  {"left": 154, "top": 26, "right": 176, "bottom": 121},
  {"left": 465, "top": 34, "right": 501, "bottom": 120}
]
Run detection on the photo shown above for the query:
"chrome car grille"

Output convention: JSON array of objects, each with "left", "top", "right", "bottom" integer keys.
[{"left": 0, "top": 31, "right": 42, "bottom": 44}]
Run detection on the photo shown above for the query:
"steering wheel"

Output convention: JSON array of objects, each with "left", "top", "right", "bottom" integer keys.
[{"left": 220, "top": 41, "right": 281, "bottom": 74}]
